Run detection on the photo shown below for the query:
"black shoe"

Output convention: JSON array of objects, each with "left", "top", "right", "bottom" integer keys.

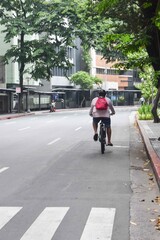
[
  {"left": 107, "top": 143, "right": 113, "bottom": 146},
  {"left": 93, "top": 133, "right": 98, "bottom": 141}
]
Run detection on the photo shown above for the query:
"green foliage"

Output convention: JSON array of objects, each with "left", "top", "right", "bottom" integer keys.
[
  {"left": 92, "top": 0, "right": 160, "bottom": 122},
  {"left": 0, "top": 0, "right": 92, "bottom": 111},
  {"left": 0, "top": 0, "right": 109, "bottom": 81},
  {"left": 138, "top": 104, "right": 153, "bottom": 120},
  {"left": 91, "top": 76, "right": 102, "bottom": 86},
  {"left": 0, "top": 0, "right": 81, "bottom": 81},
  {"left": 135, "top": 66, "right": 157, "bottom": 104},
  {"left": 70, "top": 71, "right": 102, "bottom": 89},
  {"left": 90, "top": 0, "right": 160, "bottom": 87},
  {"left": 118, "top": 96, "right": 125, "bottom": 102},
  {"left": 81, "top": 44, "right": 92, "bottom": 71},
  {"left": 90, "top": 0, "right": 146, "bottom": 62}
]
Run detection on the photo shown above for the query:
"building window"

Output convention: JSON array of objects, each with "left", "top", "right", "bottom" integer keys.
[
  {"left": 96, "top": 68, "right": 133, "bottom": 76},
  {"left": 107, "top": 69, "right": 119, "bottom": 75},
  {"left": 52, "top": 46, "right": 75, "bottom": 77},
  {"left": 96, "top": 68, "right": 105, "bottom": 74}
]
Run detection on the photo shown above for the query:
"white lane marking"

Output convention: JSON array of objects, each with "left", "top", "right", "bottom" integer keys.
[
  {"left": 80, "top": 208, "right": 116, "bottom": 240},
  {"left": 5, "top": 121, "right": 16, "bottom": 125},
  {"left": 18, "top": 127, "right": 31, "bottom": 131},
  {"left": 63, "top": 116, "right": 68, "bottom": 119},
  {"left": 0, "top": 207, "right": 22, "bottom": 230},
  {"left": 20, "top": 207, "right": 69, "bottom": 240},
  {"left": 29, "top": 117, "right": 37, "bottom": 120},
  {"left": 0, "top": 167, "right": 9, "bottom": 173},
  {"left": 47, "top": 120, "right": 55, "bottom": 123},
  {"left": 75, "top": 127, "right": 82, "bottom": 131},
  {"left": 113, "top": 145, "right": 129, "bottom": 148},
  {"left": 48, "top": 138, "right": 61, "bottom": 145}
]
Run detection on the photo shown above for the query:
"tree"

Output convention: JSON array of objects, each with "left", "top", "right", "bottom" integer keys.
[
  {"left": 70, "top": 71, "right": 102, "bottom": 107},
  {"left": 0, "top": 0, "right": 86, "bottom": 112},
  {"left": 90, "top": 0, "right": 160, "bottom": 122},
  {"left": 0, "top": 0, "right": 110, "bottom": 112},
  {"left": 0, "top": 0, "right": 40, "bottom": 112},
  {"left": 70, "top": 71, "right": 102, "bottom": 89},
  {"left": 136, "top": 68, "right": 157, "bottom": 104}
]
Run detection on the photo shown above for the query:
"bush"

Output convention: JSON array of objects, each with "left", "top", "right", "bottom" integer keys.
[
  {"left": 118, "top": 96, "right": 125, "bottom": 102},
  {"left": 138, "top": 104, "right": 153, "bottom": 120}
]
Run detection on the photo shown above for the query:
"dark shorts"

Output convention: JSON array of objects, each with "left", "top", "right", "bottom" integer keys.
[{"left": 93, "top": 117, "right": 111, "bottom": 128}]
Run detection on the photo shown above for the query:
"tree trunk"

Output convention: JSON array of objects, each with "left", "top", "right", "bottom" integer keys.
[
  {"left": 18, "top": 31, "right": 25, "bottom": 113},
  {"left": 18, "top": 66, "right": 24, "bottom": 113},
  {"left": 151, "top": 86, "right": 160, "bottom": 123},
  {"left": 138, "top": 1, "right": 160, "bottom": 122},
  {"left": 80, "top": 96, "right": 85, "bottom": 108}
]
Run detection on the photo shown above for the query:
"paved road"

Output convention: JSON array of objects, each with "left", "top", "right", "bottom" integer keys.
[{"left": 0, "top": 107, "right": 159, "bottom": 240}]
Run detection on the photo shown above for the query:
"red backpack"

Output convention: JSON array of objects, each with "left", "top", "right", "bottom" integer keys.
[{"left": 95, "top": 97, "right": 108, "bottom": 110}]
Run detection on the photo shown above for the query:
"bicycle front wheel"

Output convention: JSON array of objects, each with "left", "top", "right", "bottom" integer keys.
[
  {"left": 101, "top": 141, "right": 105, "bottom": 154},
  {"left": 100, "top": 127, "right": 105, "bottom": 154}
]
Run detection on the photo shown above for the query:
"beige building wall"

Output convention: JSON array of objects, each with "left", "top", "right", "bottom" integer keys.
[{"left": 90, "top": 49, "right": 130, "bottom": 90}]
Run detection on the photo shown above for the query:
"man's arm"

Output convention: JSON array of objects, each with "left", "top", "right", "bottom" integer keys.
[
  {"left": 108, "top": 100, "right": 115, "bottom": 115},
  {"left": 89, "top": 104, "right": 94, "bottom": 116},
  {"left": 89, "top": 99, "right": 95, "bottom": 116}
]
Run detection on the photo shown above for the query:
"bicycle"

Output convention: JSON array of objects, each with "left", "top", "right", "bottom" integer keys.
[{"left": 99, "top": 120, "right": 106, "bottom": 154}]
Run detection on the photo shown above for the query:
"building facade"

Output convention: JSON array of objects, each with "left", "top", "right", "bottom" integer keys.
[
  {"left": 0, "top": 27, "right": 140, "bottom": 113},
  {"left": 90, "top": 48, "right": 140, "bottom": 91}
]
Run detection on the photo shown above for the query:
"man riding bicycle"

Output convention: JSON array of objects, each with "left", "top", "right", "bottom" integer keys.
[{"left": 89, "top": 90, "right": 115, "bottom": 146}]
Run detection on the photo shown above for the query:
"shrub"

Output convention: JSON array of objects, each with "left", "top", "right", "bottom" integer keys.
[{"left": 138, "top": 104, "right": 153, "bottom": 120}]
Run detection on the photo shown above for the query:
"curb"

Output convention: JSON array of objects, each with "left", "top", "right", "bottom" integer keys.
[
  {"left": 136, "top": 119, "right": 160, "bottom": 188},
  {"left": 0, "top": 112, "right": 34, "bottom": 120},
  {"left": 0, "top": 108, "right": 88, "bottom": 120}
]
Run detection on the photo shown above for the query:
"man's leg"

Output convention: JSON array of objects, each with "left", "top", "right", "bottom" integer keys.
[
  {"left": 106, "top": 127, "right": 112, "bottom": 144},
  {"left": 92, "top": 119, "right": 98, "bottom": 141},
  {"left": 93, "top": 122, "right": 98, "bottom": 134},
  {"left": 105, "top": 116, "right": 113, "bottom": 146}
]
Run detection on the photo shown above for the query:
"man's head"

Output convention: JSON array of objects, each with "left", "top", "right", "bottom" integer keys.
[{"left": 99, "top": 89, "right": 106, "bottom": 97}]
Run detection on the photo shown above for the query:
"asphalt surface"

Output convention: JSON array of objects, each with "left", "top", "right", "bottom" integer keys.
[
  {"left": 0, "top": 108, "right": 132, "bottom": 240},
  {"left": 0, "top": 107, "right": 160, "bottom": 240},
  {"left": 1, "top": 108, "right": 160, "bottom": 188},
  {"left": 0, "top": 108, "right": 160, "bottom": 187}
]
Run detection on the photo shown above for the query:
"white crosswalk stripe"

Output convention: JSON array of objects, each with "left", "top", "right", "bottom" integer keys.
[
  {"left": 0, "top": 207, "right": 116, "bottom": 240},
  {"left": 0, "top": 167, "right": 9, "bottom": 174},
  {"left": 80, "top": 208, "right": 116, "bottom": 240},
  {"left": 0, "top": 207, "right": 22, "bottom": 230},
  {"left": 20, "top": 207, "right": 69, "bottom": 240}
]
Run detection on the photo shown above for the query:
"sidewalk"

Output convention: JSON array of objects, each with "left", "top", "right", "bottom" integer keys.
[
  {"left": 0, "top": 112, "right": 35, "bottom": 120},
  {"left": 0, "top": 108, "right": 86, "bottom": 120},
  {"left": 137, "top": 119, "right": 160, "bottom": 188}
]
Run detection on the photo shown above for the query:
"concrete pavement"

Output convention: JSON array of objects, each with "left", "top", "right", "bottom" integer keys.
[
  {"left": 0, "top": 112, "right": 34, "bottom": 120},
  {"left": 137, "top": 119, "right": 160, "bottom": 188}
]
